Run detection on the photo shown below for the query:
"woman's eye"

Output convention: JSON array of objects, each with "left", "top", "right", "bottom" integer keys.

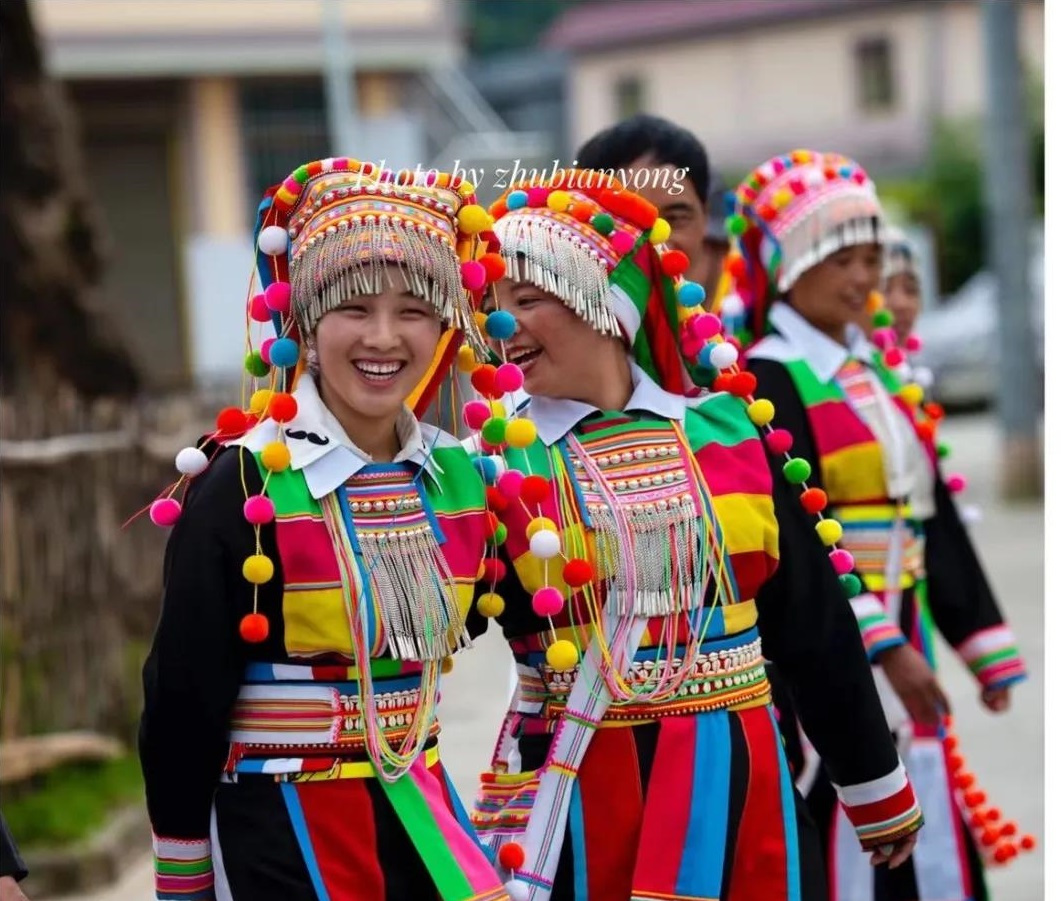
[
  {"left": 517, "top": 296, "right": 540, "bottom": 307},
  {"left": 401, "top": 307, "right": 430, "bottom": 319}
]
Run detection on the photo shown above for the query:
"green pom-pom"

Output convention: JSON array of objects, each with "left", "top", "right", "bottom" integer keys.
[
  {"left": 782, "top": 457, "right": 812, "bottom": 484},
  {"left": 481, "top": 416, "right": 508, "bottom": 447},
  {"left": 726, "top": 214, "right": 748, "bottom": 237},
  {"left": 936, "top": 443, "right": 951, "bottom": 459},
  {"left": 489, "top": 523, "right": 508, "bottom": 546},
  {"left": 872, "top": 310, "right": 894, "bottom": 328},
  {"left": 293, "top": 164, "right": 311, "bottom": 183},
  {"left": 839, "top": 573, "right": 862, "bottom": 598},
  {"left": 244, "top": 351, "right": 270, "bottom": 377},
  {"left": 590, "top": 212, "right": 614, "bottom": 236}
]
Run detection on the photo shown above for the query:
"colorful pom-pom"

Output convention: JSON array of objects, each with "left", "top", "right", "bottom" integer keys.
[
  {"left": 547, "top": 190, "right": 572, "bottom": 213},
  {"left": 746, "top": 398, "right": 775, "bottom": 426},
  {"left": 520, "top": 474, "right": 550, "bottom": 505},
  {"left": 249, "top": 293, "right": 272, "bottom": 323},
  {"left": 488, "top": 522, "right": 508, "bottom": 545},
  {"left": 783, "top": 457, "right": 812, "bottom": 484},
  {"left": 461, "top": 260, "right": 487, "bottom": 291},
  {"left": 498, "top": 842, "right": 526, "bottom": 871},
  {"left": 532, "top": 587, "right": 565, "bottom": 618},
  {"left": 268, "top": 338, "right": 300, "bottom": 369},
  {"left": 261, "top": 441, "right": 291, "bottom": 472},
  {"left": 216, "top": 406, "right": 249, "bottom": 436},
  {"left": 546, "top": 639, "right": 579, "bottom": 671},
  {"left": 730, "top": 371, "right": 758, "bottom": 397},
  {"left": 480, "top": 253, "right": 506, "bottom": 283},
  {"left": 570, "top": 201, "right": 594, "bottom": 222},
  {"left": 485, "top": 310, "right": 518, "bottom": 341},
  {"left": 239, "top": 612, "right": 270, "bottom": 643},
  {"left": 264, "top": 281, "right": 292, "bottom": 313},
  {"left": 884, "top": 347, "right": 906, "bottom": 368},
  {"left": 946, "top": 474, "right": 968, "bottom": 494},
  {"left": 905, "top": 333, "right": 923, "bottom": 352},
  {"left": 457, "top": 205, "right": 494, "bottom": 235},
  {"left": 611, "top": 230, "right": 636, "bottom": 254},
  {"left": 463, "top": 400, "right": 491, "bottom": 430},
  {"left": 471, "top": 363, "right": 499, "bottom": 397},
  {"left": 457, "top": 344, "right": 478, "bottom": 373},
  {"left": 476, "top": 592, "right": 506, "bottom": 618},
  {"left": 829, "top": 548, "right": 855, "bottom": 574},
  {"left": 175, "top": 446, "right": 209, "bottom": 476},
  {"left": 505, "top": 879, "right": 531, "bottom": 901},
  {"left": 677, "top": 281, "right": 706, "bottom": 308},
  {"left": 243, "top": 495, "right": 275, "bottom": 525},
  {"left": 725, "top": 214, "right": 748, "bottom": 237},
  {"left": 529, "top": 529, "right": 562, "bottom": 559},
  {"left": 473, "top": 455, "right": 499, "bottom": 483},
  {"left": 648, "top": 218, "right": 671, "bottom": 245},
  {"left": 526, "top": 187, "right": 550, "bottom": 207},
  {"left": 899, "top": 384, "right": 924, "bottom": 407},
  {"left": 257, "top": 225, "right": 288, "bottom": 256},
  {"left": 873, "top": 309, "right": 895, "bottom": 328},
  {"left": 562, "top": 558, "right": 593, "bottom": 588},
  {"left": 709, "top": 342, "right": 739, "bottom": 370},
  {"left": 839, "top": 573, "right": 862, "bottom": 598},
  {"left": 481, "top": 416, "right": 508, "bottom": 447},
  {"left": 497, "top": 469, "right": 525, "bottom": 500},
  {"left": 590, "top": 212, "right": 615, "bottom": 236},
  {"left": 242, "top": 554, "right": 275, "bottom": 584},
  {"left": 268, "top": 392, "right": 298, "bottom": 422},
  {"left": 494, "top": 362, "right": 524, "bottom": 393},
  {"left": 149, "top": 497, "right": 181, "bottom": 527},
  {"left": 486, "top": 486, "right": 509, "bottom": 513},
  {"left": 765, "top": 428, "right": 794, "bottom": 455},
  {"left": 660, "top": 250, "right": 690, "bottom": 277},
  {"left": 244, "top": 351, "right": 270, "bottom": 378},
  {"left": 249, "top": 389, "right": 273, "bottom": 415},
  {"left": 525, "top": 516, "right": 558, "bottom": 538},
  {"left": 479, "top": 556, "right": 507, "bottom": 584},
  {"left": 800, "top": 487, "right": 828, "bottom": 514},
  {"left": 505, "top": 418, "right": 537, "bottom": 449},
  {"left": 815, "top": 518, "right": 843, "bottom": 546},
  {"left": 692, "top": 313, "right": 722, "bottom": 341}
]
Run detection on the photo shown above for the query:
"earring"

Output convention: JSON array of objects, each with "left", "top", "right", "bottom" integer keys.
[{"left": 305, "top": 343, "right": 320, "bottom": 374}]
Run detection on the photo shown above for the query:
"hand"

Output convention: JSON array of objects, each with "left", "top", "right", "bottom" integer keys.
[
  {"left": 0, "top": 875, "right": 29, "bottom": 901},
  {"left": 870, "top": 834, "right": 917, "bottom": 869},
  {"left": 981, "top": 685, "right": 1011, "bottom": 713},
  {"left": 878, "top": 644, "right": 950, "bottom": 727}
]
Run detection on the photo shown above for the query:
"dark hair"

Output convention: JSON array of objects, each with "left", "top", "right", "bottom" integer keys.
[{"left": 576, "top": 114, "right": 710, "bottom": 206}]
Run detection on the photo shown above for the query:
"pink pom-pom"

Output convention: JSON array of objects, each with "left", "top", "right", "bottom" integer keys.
[
  {"left": 149, "top": 497, "right": 182, "bottom": 527},
  {"left": 497, "top": 469, "right": 525, "bottom": 500},
  {"left": 379, "top": 168, "right": 395, "bottom": 183},
  {"left": 243, "top": 495, "right": 276, "bottom": 525},
  {"left": 905, "top": 333, "right": 922, "bottom": 352},
  {"left": 692, "top": 313, "right": 722, "bottom": 341},
  {"left": 463, "top": 401, "right": 491, "bottom": 430},
  {"left": 681, "top": 335, "right": 703, "bottom": 359},
  {"left": 765, "top": 429, "right": 794, "bottom": 455},
  {"left": 531, "top": 586, "right": 565, "bottom": 618},
  {"left": 526, "top": 187, "right": 550, "bottom": 207},
  {"left": 872, "top": 327, "right": 896, "bottom": 350},
  {"left": 260, "top": 338, "right": 276, "bottom": 363},
  {"left": 461, "top": 260, "right": 487, "bottom": 291},
  {"left": 829, "top": 548, "right": 855, "bottom": 575},
  {"left": 884, "top": 347, "right": 906, "bottom": 367},
  {"left": 495, "top": 362, "right": 524, "bottom": 393},
  {"left": 946, "top": 474, "right": 968, "bottom": 494},
  {"left": 611, "top": 231, "right": 636, "bottom": 255},
  {"left": 264, "top": 281, "right": 292, "bottom": 313},
  {"left": 249, "top": 293, "right": 272, "bottom": 323},
  {"left": 282, "top": 176, "right": 301, "bottom": 195}
]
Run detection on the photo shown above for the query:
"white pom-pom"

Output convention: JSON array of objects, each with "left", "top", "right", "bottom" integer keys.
[
  {"left": 709, "top": 342, "right": 739, "bottom": 370},
  {"left": 960, "top": 504, "right": 982, "bottom": 525},
  {"left": 529, "top": 530, "right": 562, "bottom": 560},
  {"left": 504, "top": 880, "right": 531, "bottom": 901},
  {"left": 913, "top": 366, "right": 935, "bottom": 389},
  {"left": 720, "top": 294, "right": 745, "bottom": 318},
  {"left": 175, "top": 446, "right": 209, "bottom": 476},
  {"left": 258, "top": 225, "right": 289, "bottom": 256}
]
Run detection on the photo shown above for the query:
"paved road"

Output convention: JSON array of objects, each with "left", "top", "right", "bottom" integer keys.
[{"left": 61, "top": 413, "right": 1044, "bottom": 900}]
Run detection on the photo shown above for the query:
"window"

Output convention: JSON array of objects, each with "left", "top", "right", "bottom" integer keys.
[
  {"left": 855, "top": 37, "right": 896, "bottom": 113},
  {"left": 613, "top": 76, "right": 644, "bottom": 119}
]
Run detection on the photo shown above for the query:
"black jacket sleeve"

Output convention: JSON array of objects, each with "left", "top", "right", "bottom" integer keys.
[{"left": 0, "top": 813, "right": 28, "bottom": 882}]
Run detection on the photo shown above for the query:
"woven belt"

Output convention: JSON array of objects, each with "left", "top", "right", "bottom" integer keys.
[{"left": 833, "top": 504, "right": 925, "bottom": 591}]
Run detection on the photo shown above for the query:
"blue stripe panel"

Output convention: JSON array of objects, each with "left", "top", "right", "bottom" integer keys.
[
  {"left": 280, "top": 782, "right": 332, "bottom": 901},
  {"left": 568, "top": 782, "right": 590, "bottom": 901},
  {"left": 770, "top": 716, "right": 801, "bottom": 901},
  {"left": 675, "top": 712, "right": 730, "bottom": 898},
  {"left": 440, "top": 767, "right": 480, "bottom": 847}
]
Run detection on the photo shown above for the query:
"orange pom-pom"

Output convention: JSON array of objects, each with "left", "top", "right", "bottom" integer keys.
[
  {"left": 713, "top": 373, "right": 734, "bottom": 393},
  {"left": 924, "top": 401, "right": 945, "bottom": 421},
  {"left": 268, "top": 392, "right": 298, "bottom": 423},
  {"left": 239, "top": 612, "right": 270, "bottom": 643},
  {"left": 800, "top": 488, "right": 829, "bottom": 515},
  {"left": 480, "top": 252, "right": 506, "bottom": 283},
  {"left": 598, "top": 189, "right": 657, "bottom": 230},
  {"left": 497, "top": 842, "right": 525, "bottom": 870},
  {"left": 471, "top": 364, "right": 499, "bottom": 398},
  {"left": 725, "top": 255, "right": 747, "bottom": 279},
  {"left": 915, "top": 420, "right": 937, "bottom": 442},
  {"left": 660, "top": 250, "right": 690, "bottom": 277},
  {"left": 570, "top": 201, "right": 595, "bottom": 222}
]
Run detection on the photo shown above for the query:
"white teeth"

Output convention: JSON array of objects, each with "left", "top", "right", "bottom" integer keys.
[{"left": 354, "top": 361, "right": 402, "bottom": 375}]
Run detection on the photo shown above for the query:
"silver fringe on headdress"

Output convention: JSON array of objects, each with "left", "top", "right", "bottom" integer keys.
[{"left": 881, "top": 225, "right": 919, "bottom": 283}]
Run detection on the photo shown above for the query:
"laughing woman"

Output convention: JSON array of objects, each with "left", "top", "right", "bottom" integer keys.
[
  {"left": 138, "top": 161, "right": 510, "bottom": 901},
  {"left": 460, "top": 172, "right": 923, "bottom": 901}
]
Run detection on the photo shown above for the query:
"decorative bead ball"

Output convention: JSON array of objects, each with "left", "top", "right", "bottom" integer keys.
[
  {"left": 725, "top": 214, "right": 748, "bottom": 237},
  {"left": 457, "top": 205, "right": 494, "bottom": 235},
  {"left": 905, "top": 334, "right": 922, "bottom": 352},
  {"left": 441, "top": 656, "right": 455, "bottom": 674},
  {"left": 746, "top": 398, "right": 775, "bottom": 427},
  {"left": 815, "top": 518, "right": 843, "bottom": 546},
  {"left": 829, "top": 548, "right": 855, "bottom": 574},
  {"left": 725, "top": 255, "right": 747, "bottom": 279},
  {"left": 713, "top": 373, "right": 734, "bottom": 393},
  {"left": 474, "top": 310, "right": 489, "bottom": 333},
  {"left": 532, "top": 587, "right": 565, "bottom": 618},
  {"left": 872, "top": 327, "right": 896, "bottom": 350},
  {"left": 257, "top": 225, "right": 289, "bottom": 256},
  {"left": 498, "top": 842, "right": 526, "bottom": 871},
  {"left": 720, "top": 294, "right": 745, "bottom": 318},
  {"left": 529, "top": 529, "right": 562, "bottom": 559},
  {"left": 239, "top": 612, "right": 270, "bottom": 643},
  {"left": 839, "top": 573, "right": 862, "bottom": 598},
  {"left": 494, "top": 362, "right": 524, "bottom": 393},
  {"left": 697, "top": 344, "right": 715, "bottom": 368},
  {"left": 264, "top": 281, "right": 292, "bottom": 313},
  {"left": 268, "top": 392, "right": 298, "bottom": 422},
  {"left": 526, "top": 187, "right": 550, "bottom": 207},
  {"left": 692, "top": 313, "right": 722, "bottom": 341},
  {"left": 611, "top": 230, "right": 635, "bottom": 254},
  {"left": 884, "top": 347, "right": 906, "bottom": 367},
  {"left": 487, "top": 400, "right": 507, "bottom": 419},
  {"left": 243, "top": 495, "right": 276, "bottom": 525},
  {"left": 590, "top": 213, "right": 615, "bottom": 236},
  {"left": 765, "top": 428, "right": 794, "bottom": 455},
  {"left": 505, "top": 190, "right": 529, "bottom": 210},
  {"left": 872, "top": 309, "right": 895, "bottom": 328},
  {"left": 471, "top": 363, "right": 499, "bottom": 397},
  {"left": 481, "top": 416, "right": 508, "bottom": 447},
  {"left": 497, "top": 469, "right": 525, "bottom": 500},
  {"left": 461, "top": 260, "right": 487, "bottom": 292},
  {"left": 519, "top": 474, "right": 550, "bottom": 505},
  {"left": 729, "top": 371, "right": 757, "bottom": 397},
  {"left": 476, "top": 592, "right": 506, "bottom": 618},
  {"left": 175, "top": 446, "right": 209, "bottom": 476},
  {"left": 463, "top": 400, "right": 491, "bottom": 430},
  {"left": 268, "top": 338, "right": 300, "bottom": 369},
  {"left": 242, "top": 554, "right": 275, "bottom": 584},
  {"left": 504, "top": 880, "right": 531, "bottom": 901},
  {"left": 562, "top": 558, "right": 593, "bottom": 588},
  {"left": 149, "top": 498, "right": 182, "bottom": 527},
  {"left": 547, "top": 190, "right": 572, "bottom": 213},
  {"left": 570, "top": 201, "right": 594, "bottom": 222},
  {"left": 249, "top": 290, "right": 273, "bottom": 322},
  {"left": 546, "top": 639, "right": 579, "bottom": 672},
  {"left": 479, "top": 557, "right": 507, "bottom": 584},
  {"left": 505, "top": 418, "right": 537, "bottom": 449},
  {"left": 260, "top": 338, "right": 276, "bottom": 365},
  {"left": 660, "top": 250, "right": 690, "bottom": 277},
  {"left": 525, "top": 516, "right": 558, "bottom": 538},
  {"left": 480, "top": 253, "right": 507, "bottom": 283},
  {"left": 1020, "top": 835, "right": 1036, "bottom": 851},
  {"left": 216, "top": 406, "right": 249, "bottom": 435},
  {"left": 936, "top": 442, "right": 950, "bottom": 459},
  {"left": 800, "top": 487, "right": 828, "bottom": 515},
  {"left": 783, "top": 457, "right": 812, "bottom": 484},
  {"left": 709, "top": 342, "right": 739, "bottom": 370},
  {"left": 649, "top": 218, "right": 671, "bottom": 244},
  {"left": 457, "top": 344, "right": 478, "bottom": 373},
  {"left": 245, "top": 351, "right": 271, "bottom": 377},
  {"left": 915, "top": 420, "right": 937, "bottom": 442},
  {"left": 473, "top": 455, "right": 499, "bottom": 483},
  {"left": 946, "top": 474, "right": 967, "bottom": 494},
  {"left": 677, "top": 281, "right": 706, "bottom": 308},
  {"left": 486, "top": 486, "right": 509, "bottom": 512},
  {"left": 485, "top": 310, "right": 518, "bottom": 341},
  {"left": 899, "top": 384, "right": 924, "bottom": 407},
  {"left": 488, "top": 523, "right": 508, "bottom": 545},
  {"left": 249, "top": 389, "right": 273, "bottom": 415},
  {"left": 261, "top": 441, "right": 291, "bottom": 472}
]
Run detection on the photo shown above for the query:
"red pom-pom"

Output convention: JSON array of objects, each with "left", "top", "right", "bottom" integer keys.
[
  {"left": 884, "top": 347, "right": 906, "bottom": 367},
  {"left": 268, "top": 392, "right": 298, "bottom": 423},
  {"left": 955, "top": 772, "right": 975, "bottom": 790},
  {"left": 942, "top": 735, "right": 959, "bottom": 752},
  {"left": 713, "top": 373, "right": 735, "bottom": 393},
  {"left": 486, "top": 486, "right": 509, "bottom": 512},
  {"left": 239, "top": 612, "right": 270, "bottom": 643},
  {"left": 800, "top": 487, "right": 828, "bottom": 515},
  {"left": 519, "top": 474, "right": 550, "bottom": 505},
  {"left": 480, "top": 253, "right": 507, "bottom": 283},
  {"left": 980, "top": 827, "right": 1000, "bottom": 847},
  {"left": 915, "top": 420, "right": 937, "bottom": 442},
  {"left": 924, "top": 401, "right": 945, "bottom": 421},
  {"left": 570, "top": 201, "right": 595, "bottom": 222},
  {"left": 970, "top": 810, "right": 987, "bottom": 828},
  {"left": 965, "top": 789, "right": 987, "bottom": 807},
  {"left": 660, "top": 250, "right": 690, "bottom": 278},
  {"left": 1020, "top": 835, "right": 1036, "bottom": 851},
  {"left": 471, "top": 364, "right": 499, "bottom": 398},
  {"left": 480, "top": 557, "right": 507, "bottom": 584},
  {"left": 729, "top": 371, "right": 757, "bottom": 397},
  {"left": 216, "top": 406, "right": 249, "bottom": 435},
  {"left": 946, "top": 753, "right": 965, "bottom": 771},
  {"left": 986, "top": 807, "right": 1001, "bottom": 822},
  {"left": 562, "top": 558, "right": 593, "bottom": 588},
  {"left": 485, "top": 511, "right": 501, "bottom": 536},
  {"left": 725, "top": 256, "right": 747, "bottom": 279},
  {"left": 765, "top": 428, "right": 794, "bottom": 456},
  {"left": 498, "top": 842, "right": 525, "bottom": 871},
  {"left": 1000, "top": 821, "right": 1017, "bottom": 837}
]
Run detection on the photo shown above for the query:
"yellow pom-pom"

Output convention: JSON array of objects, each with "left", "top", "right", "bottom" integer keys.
[
  {"left": 457, "top": 181, "right": 476, "bottom": 197},
  {"left": 506, "top": 418, "right": 537, "bottom": 449},
  {"left": 747, "top": 398, "right": 775, "bottom": 427},
  {"left": 899, "top": 384, "right": 924, "bottom": 407},
  {"left": 649, "top": 218, "right": 672, "bottom": 245},
  {"left": 474, "top": 310, "right": 489, "bottom": 332},
  {"left": 457, "top": 344, "right": 477, "bottom": 373},
  {"left": 866, "top": 290, "right": 885, "bottom": 313},
  {"left": 792, "top": 149, "right": 813, "bottom": 164},
  {"left": 249, "top": 389, "right": 273, "bottom": 415},
  {"left": 261, "top": 441, "right": 291, "bottom": 472},
  {"left": 526, "top": 516, "right": 558, "bottom": 539},
  {"left": 441, "top": 656, "right": 455, "bottom": 674},
  {"left": 457, "top": 205, "right": 494, "bottom": 235},
  {"left": 815, "top": 518, "right": 843, "bottom": 546},
  {"left": 676, "top": 303, "right": 701, "bottom": 323},
  {"left": 489, "top": 400, "right": 507, "bottom": 419},
  {"left": 773, "top": 187, "right": 794, "bottom": 209},
  {"left": 242, "top": 554, "right": 275, "bottom": 585},
  {"left": 476, "top": 591, "right": 506, "bottom": 618},
  {"left": 547, "top": 190, "right": 573, "bottom": 213},
  {"left": 546, "top": 639, "right": 579, "bottom": 672}
]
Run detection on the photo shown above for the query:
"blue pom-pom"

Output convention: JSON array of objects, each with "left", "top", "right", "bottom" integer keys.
[
  {"left": 269, "top": 337, "right": 300, "bottom": 368},
  {"left": 839, "top": 165, "right": 853, "bottom": 178},
  {"left": 677, "top": 282, "right": 707, "bottom": 308},
  {"left": 473, "top": 455, "right": 498, "bottom": 483},
  {"left": 485, "top": 310, "right": 518, "bottom": 341},
  {"left": 724, "top": 191, "right": 738, "bottom": 216},
  {"left": 506, "top": 190, "right": 528, "bottom": 211},
  {"left": 697, "top": 344, "right": 715, "bottom": 368}
]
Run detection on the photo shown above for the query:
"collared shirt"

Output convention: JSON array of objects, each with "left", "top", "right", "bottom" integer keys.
[{"left": 238, "top": 377, "right": 445, "bottom": 498}]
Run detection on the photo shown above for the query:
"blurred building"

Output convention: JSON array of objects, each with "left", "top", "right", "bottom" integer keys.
[
  {"left": 31, "top": 0, "right": 545, "bottom": 389},
  {"left": 546, "top": 0, "right": 1044, "bottom": 176}
]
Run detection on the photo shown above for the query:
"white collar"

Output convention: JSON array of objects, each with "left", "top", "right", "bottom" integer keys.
[
  {"left": 236, "top": 378, "right": 440, "bottom": 498},
  {"left": 526, "top": 361, "right": 688, "bottom": 447},
  {"left": 767, "top": 303, "right": 876, "bottom": 382}
]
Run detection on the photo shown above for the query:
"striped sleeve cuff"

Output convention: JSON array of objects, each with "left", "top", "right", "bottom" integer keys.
[
  {"left": 834, "top": 763, "right": 924, "bottom": 850},
  {"left": 153, "top": 835, "right": 214, "bottom": 900},
  {"left": 957, "top": 625, "right": 1028, "bottom": 690},
  {"left": 850, "top": 593, "right": 906, "bottom": 661}
]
